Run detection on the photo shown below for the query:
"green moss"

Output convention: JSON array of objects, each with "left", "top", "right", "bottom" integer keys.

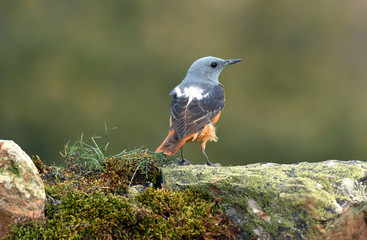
[
  {"left": 5, "top": 186, "right": 232, "bottom": 239},
  {"left": 32, "top": 155, "right": 46, "bottom": 174},
  {"left": 134, "top": 188, "right": 228, "bottom": 239},
  {"left": 39, "top": 150, "right": 163, "bottom": 196},
  {"left": 6, "top": 151, "right": 235, "bottom": 239}
]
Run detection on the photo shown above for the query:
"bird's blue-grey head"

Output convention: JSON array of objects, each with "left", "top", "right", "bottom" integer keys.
[{"left": 183, "top": 56, "right": 242, "bottom": 84}]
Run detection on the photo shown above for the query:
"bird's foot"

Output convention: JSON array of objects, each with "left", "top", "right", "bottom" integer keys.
[
  {"left": 204, "top": 161, "right": 222, "bottom": 167},
  {"left": 175, "top": 158, "right": 194, "bottom": 165}
]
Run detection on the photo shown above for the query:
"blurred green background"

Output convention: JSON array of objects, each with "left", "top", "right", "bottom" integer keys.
[{"left": 1, "top": 1, "right": 367, "bottom": 166}]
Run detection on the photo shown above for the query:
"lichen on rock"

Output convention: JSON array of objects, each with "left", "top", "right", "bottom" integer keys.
[
  {"left": 161, "top": 160, "right": 367, "bottom": 239},
  {"left": 0, "top": 140, "right": 45, "bottom": 238}
]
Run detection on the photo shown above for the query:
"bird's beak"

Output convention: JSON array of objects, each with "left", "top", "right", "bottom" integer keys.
[{"left": 223, "top": 59, "right": 243, "bottom": 66}]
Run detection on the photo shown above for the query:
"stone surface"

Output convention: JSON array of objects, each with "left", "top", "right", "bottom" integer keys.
[
  {"left": 161, "top": 160, "right": 367, "bottom": 240},
  {"left": 0, "top": 140, "right": 45, "bottom": 238}
]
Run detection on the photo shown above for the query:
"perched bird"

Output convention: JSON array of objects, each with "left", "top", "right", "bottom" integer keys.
[{"left": 155, "top": 56, "right": 242, "bottom": 165}]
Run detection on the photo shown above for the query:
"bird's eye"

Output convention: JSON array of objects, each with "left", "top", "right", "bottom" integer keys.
[{"left": 210, "top": 62, "right": 217, "bottom": 68}]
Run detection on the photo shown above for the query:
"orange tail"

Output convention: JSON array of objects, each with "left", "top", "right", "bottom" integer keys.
[{"left": 155, "top": 130, "right": 189, "bottom": 155}]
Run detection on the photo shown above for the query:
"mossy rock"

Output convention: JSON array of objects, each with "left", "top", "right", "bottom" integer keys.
[
  {"left": 5, "top": 154, "right": 236, "bottom": 239},
  {"left": 161, "top": 160, "right": 367, "bottom": 239}
]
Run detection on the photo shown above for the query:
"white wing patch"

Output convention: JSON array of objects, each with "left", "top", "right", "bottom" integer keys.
[{"left": 174, "top": 86, "right": 209, "bottom": 105}]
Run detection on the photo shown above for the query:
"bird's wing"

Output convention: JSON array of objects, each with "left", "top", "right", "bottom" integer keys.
[{"left": 170, "top": 84, "right": 225, "bottom": 139}]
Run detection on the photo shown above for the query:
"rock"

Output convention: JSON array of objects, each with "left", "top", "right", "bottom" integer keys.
[
  {"left": 0, "top": 140, "right": 45, "bottom": 238},
  {"left": 128, "top": 184, "right": 147, "bottom": 197},
  {"left": 161, "top": 160, "right": 367, "bottom": 240}
]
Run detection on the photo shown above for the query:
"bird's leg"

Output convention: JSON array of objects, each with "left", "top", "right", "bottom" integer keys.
[
  {"left": 200, "top": 143, "right": 213, "bottom": 165},
  {"left": 180, "top": 147, "right": 185, "bottom": 162},
  {"left": 200, "top": 141, "right": 221, "bottom": 167},
  {"left": 176, "top": 147, "right": 192, "bottom": 165}
]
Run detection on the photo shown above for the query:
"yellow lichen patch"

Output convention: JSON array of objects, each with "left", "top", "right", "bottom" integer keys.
[{"left": 161, "top": 160, "right": 367, "bottom": 239}]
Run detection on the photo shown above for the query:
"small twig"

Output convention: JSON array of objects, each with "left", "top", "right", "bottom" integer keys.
[
  {"left": 65, "top": 223, "right": 92, "bottom": 228},
  {"left": 46, "top": 194, "right": 55, "bottom": 204},
  {"left": 128, "top": 165, "right": 140, "bottom": 188}
]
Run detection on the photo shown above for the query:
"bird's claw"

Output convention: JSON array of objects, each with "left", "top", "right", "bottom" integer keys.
[{"left": 175, "top": 158, "right": 194, "bottom": 165}]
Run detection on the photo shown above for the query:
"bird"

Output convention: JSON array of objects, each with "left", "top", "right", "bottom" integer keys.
[{"left": 155, "top": 56, "right": 242, "bottom": 165}]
